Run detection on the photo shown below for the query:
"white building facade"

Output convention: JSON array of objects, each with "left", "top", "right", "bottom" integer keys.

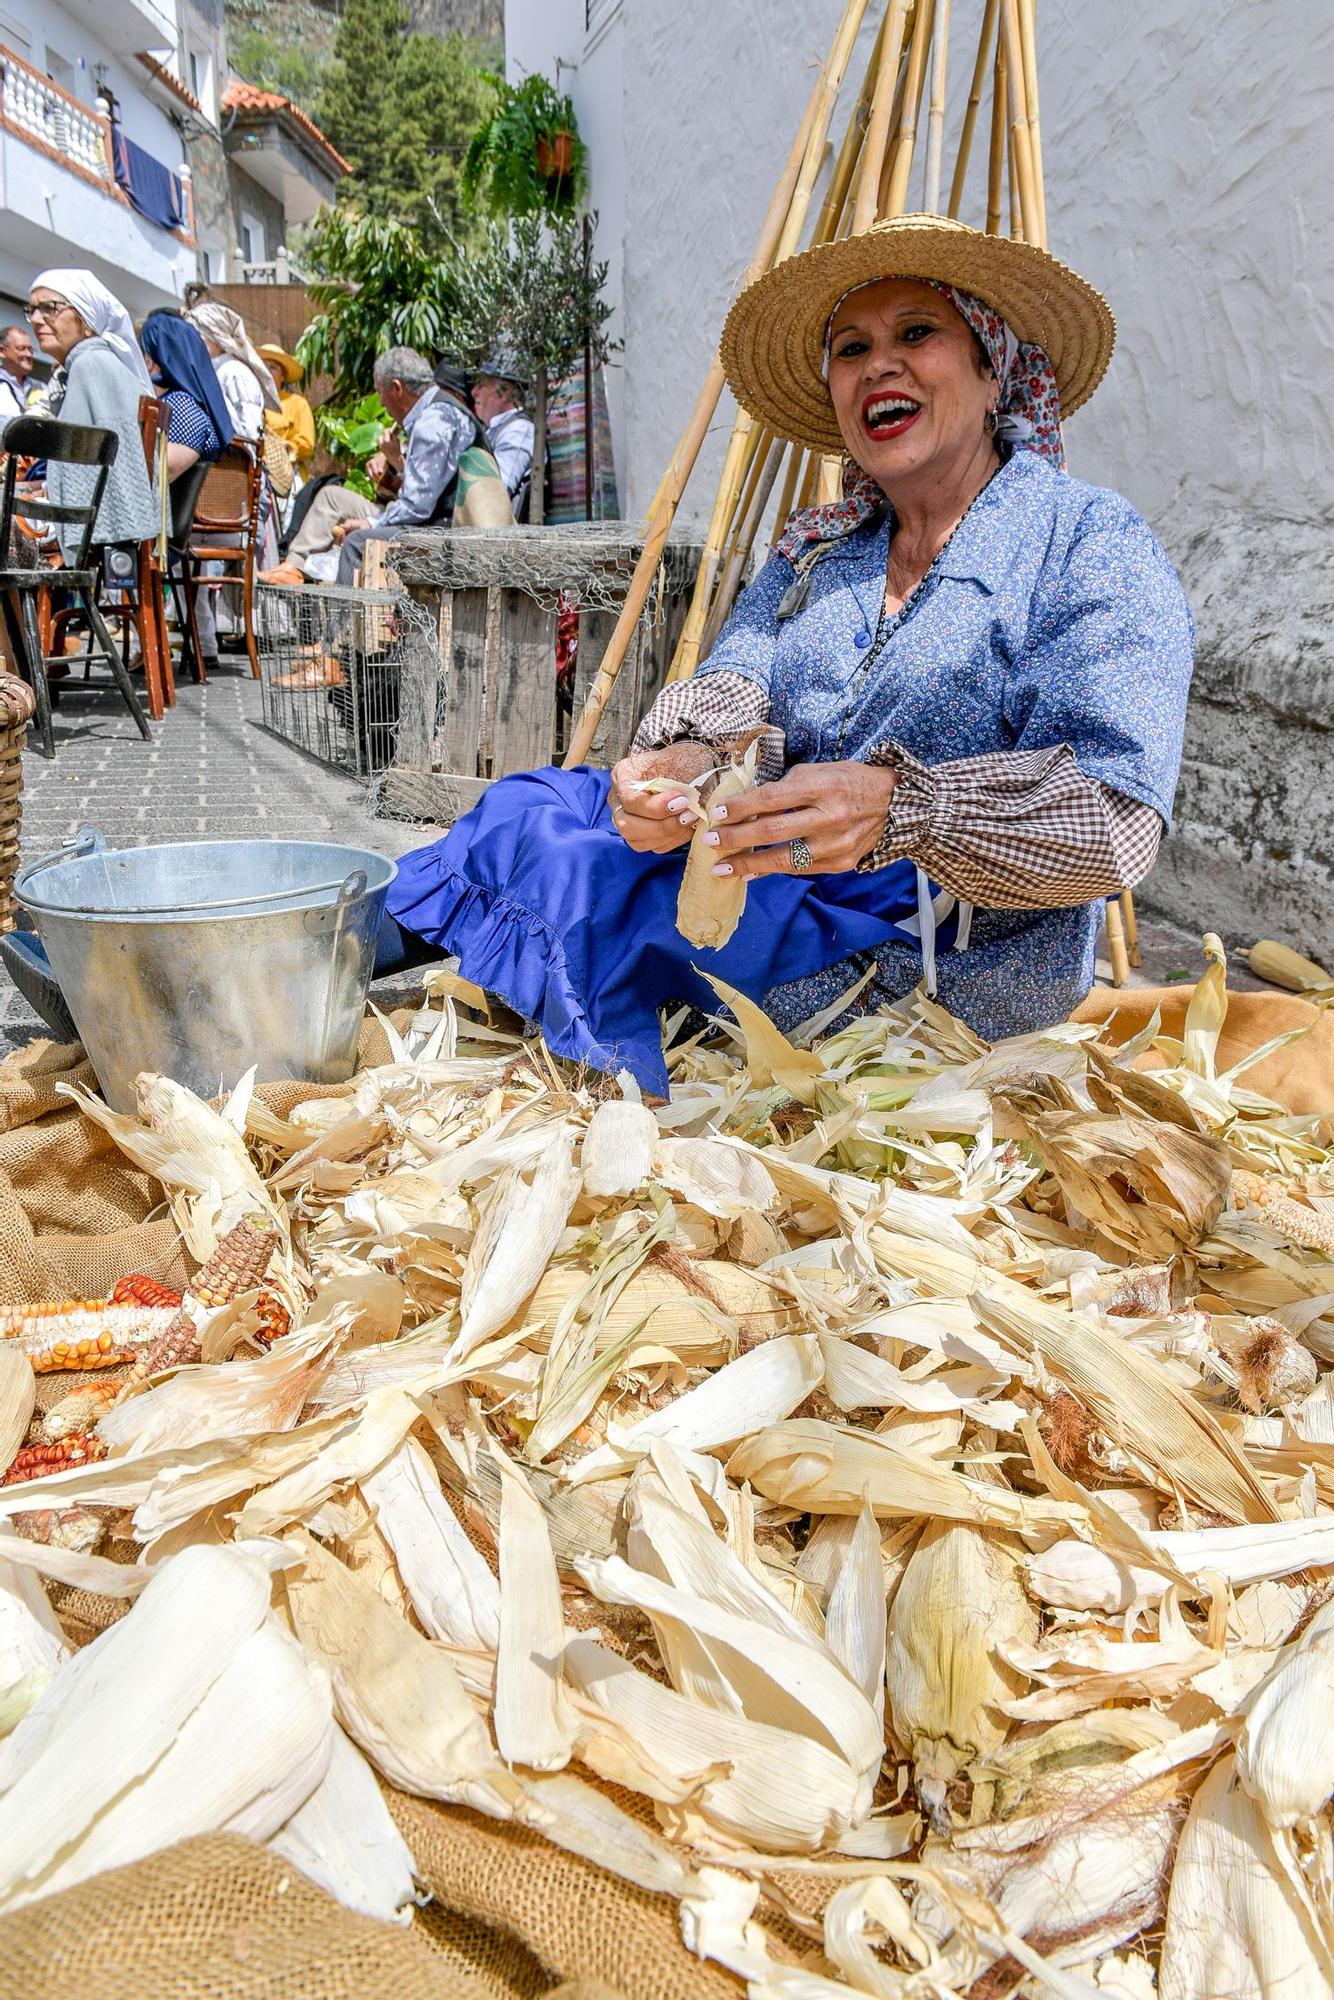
[
  {"left": 0, "top": 0, "right": 199, "bottom": 322},
  {"left": 504, "top": 0, "right": 1334, "bottom": 958}
]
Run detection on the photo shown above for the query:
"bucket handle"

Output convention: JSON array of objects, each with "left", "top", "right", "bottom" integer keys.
[
  {"left": 16, "top": 827, "right": 107, "bottom": 906},
  {"left": 315, "top": 869, "right": 368, "bottom": 1070},
  {"left": 18, "top": 833, "right": 375, "bottom": 921}
]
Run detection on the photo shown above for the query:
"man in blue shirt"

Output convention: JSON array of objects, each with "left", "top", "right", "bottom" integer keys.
[{"left": 262, "top": 346, "right": 474, "bottom": 586}]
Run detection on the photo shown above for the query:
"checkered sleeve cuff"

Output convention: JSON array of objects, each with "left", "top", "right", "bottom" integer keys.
[
  {"left": 857, "top": 740, "right": 1163, "bottom": 909},
  {"left": 633, "top": 672, "right": 786, "bottom": 780}
]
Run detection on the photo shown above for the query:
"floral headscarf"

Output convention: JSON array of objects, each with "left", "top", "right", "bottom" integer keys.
[{"left": 776, "top": 281, "right": 1063, "bottom": 563}]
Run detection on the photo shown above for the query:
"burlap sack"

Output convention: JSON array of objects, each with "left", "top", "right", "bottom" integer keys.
[
  {"left": 0, "top": 1019, "right": 395, "bottom": 1305},
  {"left": 1073, "top": 985, "right": 1334, "bottom": 1116},
  {"left": 0, "top": 1832, "right": 549, "bottom": 2000}
]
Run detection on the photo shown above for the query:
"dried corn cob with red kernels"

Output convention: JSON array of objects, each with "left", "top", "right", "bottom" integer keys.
[
  {"left": 121, "top": 1219, "right": 279, "bottom": 1388},
  {"left": 3, "top": 1434, "right": 106, "bottom": 1483},
  {"left": 253, "top": 1291, "right": 292, "bottom": 1349},
  {"left": 109, "top": 1274, "right": 184, "bottom": 1310}
]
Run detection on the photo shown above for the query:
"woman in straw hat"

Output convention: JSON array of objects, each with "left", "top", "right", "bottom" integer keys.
[
  {"left": 383, "top": 216, "right": 1192, "bottom": 1091},
  {"left": 259, "top": 342, "right": 316, "bottom": 482}
]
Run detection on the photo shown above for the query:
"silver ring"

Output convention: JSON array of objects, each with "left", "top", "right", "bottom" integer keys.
[{"left": 789, "top": 836, "right": 813, "bottom": 873}]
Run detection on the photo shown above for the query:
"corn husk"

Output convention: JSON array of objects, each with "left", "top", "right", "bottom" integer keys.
[
  {"left": 1160, "top": 1754, "right": 1334, "bottom": 1998},
  {"left": 886, "top": 1522, "right": 1036, "bottom": 1822},
  {"left": 16, "top": 928, "right": 1334, "bottom": 1982},
  {"left": 674, "top": 741, "right": 759, "bottom": 950}
]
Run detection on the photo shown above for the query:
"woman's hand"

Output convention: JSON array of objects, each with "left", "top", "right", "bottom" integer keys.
[
  {"left": 704, "top": 761, "right": 897, "bottom": 878},
  {"left": 608, "top": 742, "right": 718, "bottom": 854}
]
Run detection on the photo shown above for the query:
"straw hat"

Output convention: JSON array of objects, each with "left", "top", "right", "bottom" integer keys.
[
  {"left": 258, "top": 341, "right": 302, "bottom": 385},
  {"left": 720, "top": 213, "right": 1115, "bottom": 453}
]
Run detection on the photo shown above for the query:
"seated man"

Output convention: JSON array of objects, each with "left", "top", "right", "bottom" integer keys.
[
  {"left": 471, "top": 357, "right": 535, "bottom": 517},
  {"left": 260, "top": 345, "right": 474, "bottom": 586}
]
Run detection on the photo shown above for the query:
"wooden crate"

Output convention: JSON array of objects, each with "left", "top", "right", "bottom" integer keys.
[{"left": 381, "top": 527, "right": 703, "bottom": 823}]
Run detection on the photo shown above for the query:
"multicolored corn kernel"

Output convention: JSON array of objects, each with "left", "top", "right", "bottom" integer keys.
[
  {"left": 124, "top": 1219, "right": 279, "bottom": 1386},
  {"left": 3, "top": 1433, "right": 107, "bottom": 1484},
  {"left": 110, "top": 1274, "right": 184, "bottom": 1311}
]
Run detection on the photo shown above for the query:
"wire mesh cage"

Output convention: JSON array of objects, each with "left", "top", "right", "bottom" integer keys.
[{"left": 254, "top": 582, "right": 405, "bottom": 778}]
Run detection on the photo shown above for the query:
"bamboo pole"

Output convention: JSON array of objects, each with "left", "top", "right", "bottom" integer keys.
[
  {"left": 852, "top": 0, "right": 912, "bottom": 232},
  {"left": 947, "top": 0, "right": 999, "bottom": 217},
  {"left": 563, "top": 55, "right": 830, "bottom": 765},
  {"left": 1017, "top": 0, "right": 1047, "bottom": 245},
  {"left": 770, "top": 446, "right": 807, "bottom": 545},
  {"left": 700, "top": 436, "right": 785, "bottom": 654},
  {"left": 986, "top": 32, "right": 1006, "bottom": 235},
  {"left": 884, "top": 0, "right": 937, "bottom": 216},
  {"left": 923, "top": 0, "right": 951, "bottom": 213},
  {"left": 999, "top": 0, "right": 1040, "bottom": 245},
  {"left": 796, "top": 451, "right": 823, "bottom": 509},
  {"left": 1008, "top": 108, "right": 1022, "bottom": 238},
  {"left": 812, "top": 6, "right": 888, "bottom": 248},
  {"left": 667, "top": 0, "right": 873, "bottom": 684}
]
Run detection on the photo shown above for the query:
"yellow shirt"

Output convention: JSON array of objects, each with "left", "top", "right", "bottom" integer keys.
[{"left": 264, "top": 389, "right": 315, "bottom": 466}]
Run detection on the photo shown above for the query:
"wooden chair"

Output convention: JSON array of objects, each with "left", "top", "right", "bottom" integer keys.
[
  {"left": 67, "top": 396, "right": 171, "bottom": 719},
  {"left": 178, "top": 441, "right": 263, "bottom": 681},
  {"left": 0, "top": 415, "right": 152, "bottom": 758}
]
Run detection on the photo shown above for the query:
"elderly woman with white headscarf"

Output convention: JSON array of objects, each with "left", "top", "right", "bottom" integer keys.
[
  {"left": 186, "top": 300, "right": 279, "bottom": 444},
  {"left": 23, "top": 269, "right": 156, "bottom": 561}
]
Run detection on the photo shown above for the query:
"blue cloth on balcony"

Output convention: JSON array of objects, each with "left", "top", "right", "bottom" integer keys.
[{"left": 110, "top": 129, "right": 187, "bottom": 233}]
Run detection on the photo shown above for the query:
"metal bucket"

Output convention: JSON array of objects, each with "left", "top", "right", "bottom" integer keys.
[{"left": 17, "top": 831, "right": 397, "bottom": 1113}]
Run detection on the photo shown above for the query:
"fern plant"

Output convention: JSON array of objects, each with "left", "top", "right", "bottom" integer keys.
[{"left": 461, "top": 73, "right": 588, "bottom": 217}]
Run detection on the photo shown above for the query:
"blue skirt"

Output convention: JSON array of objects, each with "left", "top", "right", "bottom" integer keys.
[{"left": 387, "top": 766, "right": 941, "bottom": 1092}]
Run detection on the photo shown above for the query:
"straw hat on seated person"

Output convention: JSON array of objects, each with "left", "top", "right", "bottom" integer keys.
[{"left": 718, "top": 211, "right": 1115, "bottom": 453}]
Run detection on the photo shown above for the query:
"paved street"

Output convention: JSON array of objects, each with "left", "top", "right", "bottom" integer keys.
[
  {"left": 1, "top": 660, "right": 435, "bottom": 1057},
  {"left": 0, "top": 660, "right": 1257, "bottom": 1059}
]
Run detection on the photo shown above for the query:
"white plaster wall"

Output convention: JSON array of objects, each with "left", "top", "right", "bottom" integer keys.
[{"left": 505, "top": 0, "right": 628, "bottom": 491}]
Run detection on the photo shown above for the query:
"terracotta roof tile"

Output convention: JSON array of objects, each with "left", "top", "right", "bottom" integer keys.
[
  {"left": 136, "top": 53, "right": 204, "bottom": 114},
  {"left": 221, "top": 80, "right": 351, "bottom": 176}
]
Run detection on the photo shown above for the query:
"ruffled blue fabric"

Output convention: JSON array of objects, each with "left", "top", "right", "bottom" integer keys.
[{"left": 387, "top": 765, "right": 940, "bottom": 1092}]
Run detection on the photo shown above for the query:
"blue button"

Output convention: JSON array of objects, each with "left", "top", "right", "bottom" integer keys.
[{"left": 854, "top": 630, "right": 871, "bottom": 648}]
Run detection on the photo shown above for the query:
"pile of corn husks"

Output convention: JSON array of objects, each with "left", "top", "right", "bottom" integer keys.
[{"left": 1, "top": 934, "right": 1332, "bottom": 1998}]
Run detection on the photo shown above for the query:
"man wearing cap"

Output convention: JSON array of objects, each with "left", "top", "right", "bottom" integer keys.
[
  {"left": 0, "top": 325, "right": 35, "bottom": 422},
  {"left": 260, "top": 345, "right": 474, "bottom": 591},
  {"left": 471, "top": 359, "right": 535, "bottom": 516}
]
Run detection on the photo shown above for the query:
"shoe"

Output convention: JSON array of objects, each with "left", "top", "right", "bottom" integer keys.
[
  {"left": 0, "top": 931, "right": 79, "bottom": 1042},
  {"left": 273, "top": 655, "right": 345, "bottom": 689},
  {"left": 259, "top": 562, "right": 305, "bottom": 587}
]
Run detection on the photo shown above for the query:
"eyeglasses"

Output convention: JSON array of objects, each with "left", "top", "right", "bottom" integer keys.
[{"left": 25, "top": 300, "right": 71, "bottom": 323}]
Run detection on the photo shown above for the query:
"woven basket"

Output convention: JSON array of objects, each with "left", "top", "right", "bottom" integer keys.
[{"left": 0, "top": 674, "right": 33, "bottom": 935}]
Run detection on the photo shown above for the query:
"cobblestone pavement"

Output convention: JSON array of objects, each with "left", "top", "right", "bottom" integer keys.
[
  {"left": 0, "top": 659, "right": 1261, "bottom": 1059},
  {"left": 1, "top": 660, "right": 434, "bottom": 1056}
]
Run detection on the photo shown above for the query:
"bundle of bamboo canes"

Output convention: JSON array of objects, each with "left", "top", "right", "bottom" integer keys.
[{"left": 565, "top": 0, "right": 1048, "bottom": 764}]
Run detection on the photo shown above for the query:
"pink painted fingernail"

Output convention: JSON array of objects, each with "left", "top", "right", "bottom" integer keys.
[
  {"left": 703, "top": 830, "right": 720, "bottom": 847},
  {"left": 678, "top": 812, "right": 695, "bottom": 827},
  {"left": 667, "top": 795, "right": 689, "bottom": 811},
  {"left": 711, "top": 862, "right": 734, "bottom": 877},
  {"left": 711, "top": 805, "right": 728, "bottom": 822}
]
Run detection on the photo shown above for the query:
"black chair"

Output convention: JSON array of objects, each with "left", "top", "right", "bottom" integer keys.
[{"left": 0, "top": 415, "right": 151, "bottom": 758}]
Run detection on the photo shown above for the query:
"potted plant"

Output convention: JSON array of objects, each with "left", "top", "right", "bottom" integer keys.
[{"left": 461, "top": 73, "right": 588, "bottom": 216}]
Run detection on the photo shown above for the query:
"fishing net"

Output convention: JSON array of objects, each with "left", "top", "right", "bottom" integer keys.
[{"left": 371, "top": 526, "right": 705, "bottom": 827}]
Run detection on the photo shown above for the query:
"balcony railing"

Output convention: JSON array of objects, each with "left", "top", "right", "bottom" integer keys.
[{"left": 0, "top": 41, "right": 193, "bottom": 241}]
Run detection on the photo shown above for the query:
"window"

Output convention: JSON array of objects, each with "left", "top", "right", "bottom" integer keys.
[
  {"left": 0, "top": 12, "right": 32, "bottom": 57},
  {"left": 201, "top": 245, "right": 225, "bottom": 283},
  {"left": 188, "top": 43, "right": 214, "bottom": 119},
  {"left": 240, "top": 211, "right": 265, "bottom": 265},
  {"left": 43, "top": 47, "right": 76, "bottom": 94}
]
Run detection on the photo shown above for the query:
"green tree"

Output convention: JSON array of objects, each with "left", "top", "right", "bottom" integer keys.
[
  {"left": 448, "top": 215, "right": 617, "bottom": 523},
  {"left": 298, "top": 210, "right": 459, "bottom": 406},
  {"left": 317, "top": 0, "right": 490, "bottom": 256}
]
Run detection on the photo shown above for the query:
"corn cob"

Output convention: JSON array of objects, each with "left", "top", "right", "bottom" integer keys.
[
  {"left": 2, "top": 1433, "right": 107, "bottom": 1484},
  {"left": 1233, "top": 1169, "right": 1334, "bottom": 1257},
  {"left": 0, "top": 1296, "right": 107, "bottom": 1332},
  {"left": 253, "top": 1291, "right": 292, "bottom": 1350},
  {"left": 109, "top": 1274, "right": 184, "bottom": 1310},
  {"left": 39, "top": 1380, "right": 121, "bottom": 1442},
  {"left": 0, "top": 1304, "right": 175, "bottom": 1368},
  {"left": 120, "top": 1219, "right": 279, "bottom": 1389}
]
